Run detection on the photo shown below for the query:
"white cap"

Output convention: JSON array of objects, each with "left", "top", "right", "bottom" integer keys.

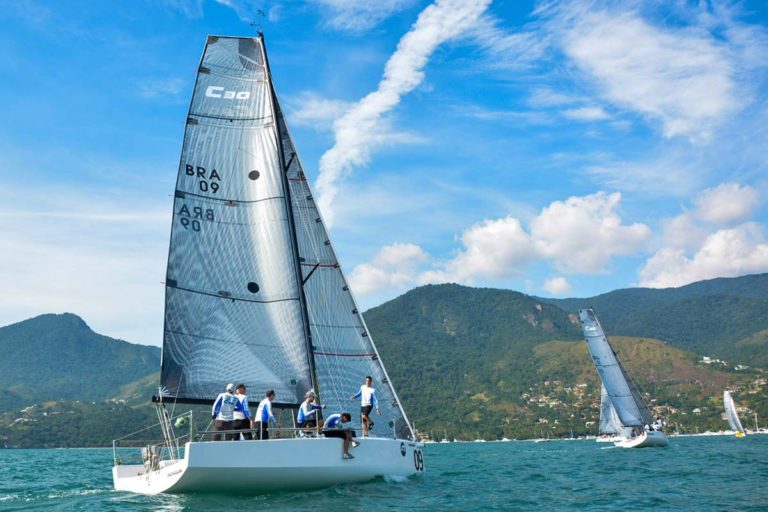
[
  {"left": 305, "top": 390, "right": 316, "bottom": 398},
  {"left": 226, "top": 383, "right": 235, "bottom": 392}
]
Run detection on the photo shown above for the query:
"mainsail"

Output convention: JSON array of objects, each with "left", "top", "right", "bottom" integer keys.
[
  {"left": 159, "top": 35, "right": 413, "bottom": 439},
  {"left": 724, "top": 391, "right": 746, "bottom": 434},
  {"left": 579, "top": 309, "right": 653, "bottom": 428}
]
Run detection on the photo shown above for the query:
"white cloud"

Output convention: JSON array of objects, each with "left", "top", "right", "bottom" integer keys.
[
  {"left": 561, "top": 106, "right": 610, "bottom": 121},
  {"left": 640, "top": 181, "right": 765, "bottom": 288},
  {"left": 659, "top": 211, "right": 707, "bottom": 252},
  {"left": 531, "top": 192, "right": 651, "bottom": 274},
  {"left": 316, "top": 0, "right": 492, "bottom": 227},
  {"left": 212, "top": 0, "right": 261, "bottom": 22},
  {"left": 351, "top": 191, "right": 649, "bottom": 297},
  {"left": 546, "top": 3, "right": 743, "bottom": 141},
  {"left": 315, "top": 0, "right": 416, "bottom": 32},
  {"left": 137, "top": 78, "right": 187, "bottom": 99},
  {"left": 694, "top": 182, "right": 759, "bottom": 225},
  {"left": 286, "top": 92, "right": 352, "bottom": 130},
  {"left": 467, "top": 12, "right": 549, "bottom": 70},
  {"left": 0, "top": 186, "right": 169, "bottom": 345},
  {"left": 424, "top": 216, "right": 536, "bottom": 283},
  {"left": 528, "top": 87, "right": 579, "bottom": 108},
  {"left": 639, "top": 223, "right": 768, "bottom": 288},
  {"left": 348, "top": 243, "right": 430, "bottom": 296},
  {"left": 543, "top": 277, "right": 572, "bottom": 295}
]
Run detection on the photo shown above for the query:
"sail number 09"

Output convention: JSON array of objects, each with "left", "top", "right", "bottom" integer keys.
[{"left": 413, "top": 449, "right": 424, "bottom": 471}]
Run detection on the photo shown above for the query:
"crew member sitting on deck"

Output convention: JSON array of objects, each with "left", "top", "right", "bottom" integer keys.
[
  {"left": 323, "top": 412, "right": 359, "bottom": 459},
  {"left": 212, "top": 383, "right": 238, "bottom": 441},
  {"left": 297, "top": 390, "right": 325, "bottom": 435},
  {"left": 254, "top": 389, "right": 277, "bottom": 440}
]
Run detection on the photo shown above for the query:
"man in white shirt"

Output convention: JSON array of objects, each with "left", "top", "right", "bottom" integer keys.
[
  {"left": 350, "top": 375, "right": 380, "bottom": 437},
  {"left": 233, "top": 383, "right": 252, "bottom": 440},
  {"left": 297, "top": 390, "right": 325, "bottom": 435},
  {"left": 211, "top": 383, "right": 238, "bottom": 441},
  {"left": 254, "top": 389, "right": 277, "bottom": 440}
]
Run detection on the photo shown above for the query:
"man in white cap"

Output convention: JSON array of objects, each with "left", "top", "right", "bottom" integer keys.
[
  {"left": 212, "top": 383, "right": 238, "bottom": 441},
  {"left": 297, "top": 390, "right": 325, "bottom": 435}
]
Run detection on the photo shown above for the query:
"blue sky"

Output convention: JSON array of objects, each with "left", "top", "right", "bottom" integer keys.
[{"left": 1, "top": 0, "right": 767, "bottom": 346}]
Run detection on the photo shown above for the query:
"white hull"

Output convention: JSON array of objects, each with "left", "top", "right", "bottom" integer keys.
[
  {"left": 113, "top": 437, "right": 424, "bottom": 495},
  {"left": 614, "top": 430, "right": 668, "bottom": 448}
]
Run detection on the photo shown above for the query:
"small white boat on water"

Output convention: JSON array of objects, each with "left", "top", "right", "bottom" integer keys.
[
  {"left": 112, "top": 33, "right": 423, "bottom": 495},
  {"left": 724, "top": 390, "right": 747, "bottom": 438},
  {"left": 578, "top": 309, "right": 668, "bottom": 449}
]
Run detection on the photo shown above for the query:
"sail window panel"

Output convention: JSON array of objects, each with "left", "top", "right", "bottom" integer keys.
[
  {"left": 161, "top": 288, "right": 311, "bottom": 403},
  {"left": 167, "top": 196, "right": 299, "bottom": 304},
  {"left": 178, "top": 123, "right": 283, "bottom": 202}
]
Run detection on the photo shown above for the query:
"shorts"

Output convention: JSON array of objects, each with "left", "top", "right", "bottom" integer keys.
[
  {"left": 324, "top": 429, "right": 356, "bottom": 439},
  {"left": 361, "top": 405, "right": 373, "bottom": 416},
  {"left": 300, "top": 419, "right": 318, "bottom": 428}
]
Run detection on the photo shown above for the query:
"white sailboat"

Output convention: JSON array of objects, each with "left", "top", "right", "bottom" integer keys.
[
  {"left": 723, "top": 390, "right": 747, "bottom": 438},
  {"left": 578, "top": 309, "right": 668, "bottom": 448},
  {"left": 112, "top": 34, "right": 424, "bottom": 495}
]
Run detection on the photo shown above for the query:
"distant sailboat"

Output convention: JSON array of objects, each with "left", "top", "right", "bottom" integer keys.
[
  {"left": 723, "top": 391, "right": 747, "bottom": 438},
  {"left": 578, "top": 309, "right": 668, "bottom": 448},
  {"left": 112, "top": 34, "right": 424, "bottom": 495}
]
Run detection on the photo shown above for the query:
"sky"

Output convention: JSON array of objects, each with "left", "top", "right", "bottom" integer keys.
[{"left": 1, "top": 0, "right": 767, "bottom": 346}]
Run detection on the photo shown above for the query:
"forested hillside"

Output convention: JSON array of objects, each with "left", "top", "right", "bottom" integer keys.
[
  {"left": 1, "top": 275, "right": 766, "bottom": 447},
  {"left": 0, "top": 314, "right": 159, "bottom": 409}
]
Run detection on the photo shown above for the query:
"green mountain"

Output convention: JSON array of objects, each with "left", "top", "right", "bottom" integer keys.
[
  {"left": 1, "top": 274, "right": 767, "bottom": 446},
  {"left": 0, "top": 313, "right": 160, "bottom": 409},
  {"left": 366, "top": 282, "right": 767, "bottom": 440},
  {"left": 538, "top": 273, "right": 768, "bottom": 366}
]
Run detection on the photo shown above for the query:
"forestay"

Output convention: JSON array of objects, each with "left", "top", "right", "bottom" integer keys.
[
  {"left": 579, "top": 309, "right": 653, "bottom": 428},
  {"left": 161, "top": 36, "right": 313, "bottom": 404}
]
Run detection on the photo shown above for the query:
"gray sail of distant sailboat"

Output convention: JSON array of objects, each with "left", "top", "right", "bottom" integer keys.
[
  {"left": 158, "top": 35, "right": 412, "bottom": 439},
  {"left": 579, "top": 308, "right": 653, "bottom": 429},
  {"left": 724, "top": 390, "right": 746, "bottom": 436},
  {"left": 599, "top": 384, "right": 623, "bottom": 435}
]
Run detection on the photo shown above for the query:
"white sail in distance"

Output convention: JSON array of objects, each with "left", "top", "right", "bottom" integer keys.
[{"left": 724, "top": 391, "right": 746, "bottom": 435}]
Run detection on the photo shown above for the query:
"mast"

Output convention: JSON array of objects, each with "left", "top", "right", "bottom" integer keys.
[{"left": 259, "top": 33, "right": 320, "bottom": 397}]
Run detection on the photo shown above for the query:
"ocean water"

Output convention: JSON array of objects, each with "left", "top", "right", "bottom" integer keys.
[{"left": 1, "top": 435, "right": 766, "bottom": 511}]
